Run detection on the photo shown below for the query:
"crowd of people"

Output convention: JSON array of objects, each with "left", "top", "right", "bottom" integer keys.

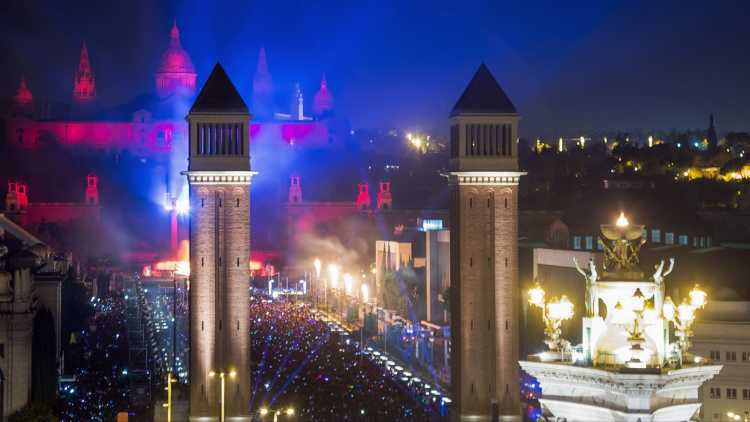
[
  {"left": 59, "top": 296, "right": 130, "bottom": 421},
  {"left": 249, "top": 297, "right": 445, "bottom": 421}
]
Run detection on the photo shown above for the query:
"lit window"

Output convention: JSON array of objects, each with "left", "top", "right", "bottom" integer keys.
[
  {"left": 573, "top": 236, "right": 582, "bottom": 250},
  {"left": 665, "top": 232, "right": 674, "bottom": 245},
  {"left": 651, "top": 229, "right": 661, "bottom": 243},
  {"left": 597, "top": 239, "right": 604, "bottom": 250},
  {"left": 678, "top": 235, "right": 688, "bottom": 245},
  {"left": 585, "top": 236, "right": 593, "bottom": 250}
]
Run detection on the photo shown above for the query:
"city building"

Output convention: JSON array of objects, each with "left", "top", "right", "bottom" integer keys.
[
  {"left": 0, "top": 214, "right": 65, "bottom": 418},
  {"left": 184, "top": 63, "right": 252, "bottom": 420},
  {"left": 449, "top": 63, "right": 524, "bottom": 421},
  {"left": 520, "top": 215, "right": 722, "bottom": 422},
  {"left": 693, "top": 298, "right": 750, "bottom": 422}
]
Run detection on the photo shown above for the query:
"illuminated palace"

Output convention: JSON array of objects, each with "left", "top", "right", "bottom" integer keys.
[
  {"left": 184, "top": 64, "right": 253, "bottom": 421},
  {"left": 520, "top": 214, "right": 722, "bottom": 422},
  {"left": 4, "top": 21, "right": 336, "bottom": 155}
]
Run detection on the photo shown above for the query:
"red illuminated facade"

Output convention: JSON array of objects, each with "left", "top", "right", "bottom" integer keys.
[
  {"left": 73, "top": 43, "right": 96, "bottom": 104},
  {"left": 155, "top": 21, "right": 197, "bottom": 99},
  {"left": 3, "top": 176, "right": 101, "bottom": 227},
  {"left": 14, "top": 77, "right": 32, "bottom": 106},
  {"left": 312, "top": 74, "right": 334, "bottom": 117},
  {"left": 377, "top": 181, "right": 392, "bottom": 209},
  {"left": 5, "top": 22, "right": 336, "bottom": 156},
  {"left": 356, "top": 181, "right": 372, "bottom": 209}
]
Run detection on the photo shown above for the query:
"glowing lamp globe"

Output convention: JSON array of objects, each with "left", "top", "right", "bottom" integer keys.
[
  {"left": 689, "top": 284, "right": 707, "bottom": 308},
  {"left": 547, "top": 296, "right": 574, "bottom": 321},
  {"left": 343, "top": 273, "right": 353, "bottom": 295},
  {"left": 528, "top": 283, "right": 546, "bottom": 308},
  {"left": 642, "top": 304, "right": 659, "bottom": 325},
  {"left": 313, "top": 258, "right": 321, "bottom": 278},
  {"left": 616, "top": 212, "right": 629, "bottom": 227},
  {"left": 328, "top": 264, "right": 340, "bottom": 289},
  {"left": 612, "top": 301, "right": 631, "bottom": 325},
  {"left": 663, "top": 297, "right": 676, "bottom": 321},
  {"left": 678, "top": 299, "right": 696, "bottom": 323},
  {"left": 361, "top": 284, "right": 369, "bottom": 303},
  {"left": 630, "top": 288, "right": 646, "bottom": 312}
]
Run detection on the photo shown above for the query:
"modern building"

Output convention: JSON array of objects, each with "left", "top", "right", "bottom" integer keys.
[
  {"left": 184, "top": 64, "right": 252, "bottom": 420},
  {"left": 449, "top": 63, "right": 524, "bottom": 421},
  {"left": 693, "top": 298, "right": 750, "bottom": 422},
  {"left": 520, "top": 215, "right": 722, "bottom": 422}
]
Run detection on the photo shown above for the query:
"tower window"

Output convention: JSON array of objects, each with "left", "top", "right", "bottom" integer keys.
[
  {"left": 218, "top": 199, "right": 222, "bottom": 207},
  {"left": 487, "top": 198, "right": 491, "bottom": 208},
  {"left": 505, "top": 198, "right": 508, "bottom": 208},
  {"left": 201, "top": 257, "right": 204, "bottom": 267},
  {"left": 506, "top": 320, "right": 509, "bottom": 330},
  {"left": 201, "top": 198, "right": 205, "bottom": 208},
  {"left": 469, "top": 198, "right": 473, "bottom": 208},
  {"left": 236, "top": 198, "right": 240, "bottom": 207},
  {"left": 201, "top": 320, "right": 204, "bottom": 331},
  {"left": 487, "top": 320, "right": 490, "bottom": 329},
  {"left": 236, "top": 257, "right": 240, "bottom": 267},
  {"left": 237, "top": 320, "right": 239, "bottom": 330},
  {"left": 470, "top": 319, "right": 473, "bottom": 330},
  {"left": 469, "top": 257, "right": 473, "bottom": 267}
]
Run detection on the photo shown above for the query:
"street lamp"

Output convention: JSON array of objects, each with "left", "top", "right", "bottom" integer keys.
[
  {"left": 162, "top": 373, "right": 177, "bottom": 422},
  {"left": 662, "top": 284, "right": 707, "bottom": 361},
  {"left": 527, "top": 282, "right": 574, "bottom": 353},
  {"left": 313, "top": 258, "right": 321, "bottom": 279},
  {"left": 209, "top": 370, "right": 237, "bottom": 422}
]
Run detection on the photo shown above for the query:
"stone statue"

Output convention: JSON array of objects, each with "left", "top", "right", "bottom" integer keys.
[
  {"left": 652, "top": 258, "right": 674, "bottom": 308},
  {"left": 574, "top": 257, "right": 599, "bottom": 317}
]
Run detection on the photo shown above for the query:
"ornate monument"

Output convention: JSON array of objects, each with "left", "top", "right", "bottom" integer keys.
[{"left": 520, "top": 213, "right": 722, "bottom": 422}]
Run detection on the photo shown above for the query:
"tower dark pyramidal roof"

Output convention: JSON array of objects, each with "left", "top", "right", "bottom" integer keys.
[
  {"left": 190, "top": 63, "right": 248, "bottom": 114},
  {"left": 451, "top": 63, "right": 516, "bottom": 116}
]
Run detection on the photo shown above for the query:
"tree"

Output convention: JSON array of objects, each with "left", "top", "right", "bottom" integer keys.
[
  {"left": 8, "top": 402, "right": 56, "bottom": 422},
  {"left": 382, "top": 266, "right": 422, "bottom": 320}
]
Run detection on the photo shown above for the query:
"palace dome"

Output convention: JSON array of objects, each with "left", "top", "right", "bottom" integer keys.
[{"left": 157, "top": 21, "right": 195, "bottom": 75}]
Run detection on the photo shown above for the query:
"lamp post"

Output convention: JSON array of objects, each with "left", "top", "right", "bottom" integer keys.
[
  {"left": 313, "top": 258, "right": 321, "bottom": 303},
  {"left": 209, "top": 370, "right": 237, "bottom": 422},
  {"left": 662, "top": 284, "right": 707, "bottom": 365},
  {"left": 162, "top": 373, "right": 176, "bottom": 422},
  {"left": 527, "top": 282, "right": 574, "bottom": 355}
]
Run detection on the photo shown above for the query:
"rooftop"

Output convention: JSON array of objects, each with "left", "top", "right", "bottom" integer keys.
[{"left": 450, "top": 63, "right": 517, "bottom": 116}]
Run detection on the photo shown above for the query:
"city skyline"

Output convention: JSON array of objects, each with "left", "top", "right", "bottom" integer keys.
[{"left": 2, "top": 0, "right": 749, "bottom": 137}]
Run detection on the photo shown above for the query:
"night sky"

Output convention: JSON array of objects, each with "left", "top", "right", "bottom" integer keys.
[{"left": 1, "top": 0, "right": 749, "bottom": 137}]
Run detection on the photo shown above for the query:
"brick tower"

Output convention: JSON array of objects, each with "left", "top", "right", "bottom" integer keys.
[
  {"left": 185, "top": 63, "right": 253, "bottom": 421},
  {"left": 449, "top": 64, "right": 524, "bottom": 422}
]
